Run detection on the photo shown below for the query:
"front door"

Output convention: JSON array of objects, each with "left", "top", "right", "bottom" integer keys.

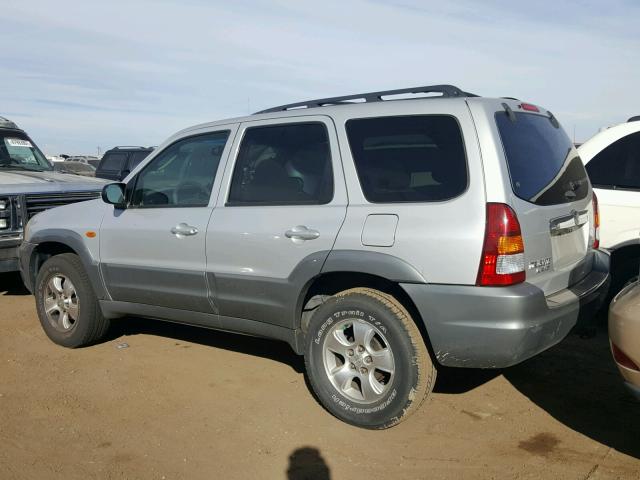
[
  {"left": 206, "top": 117, "right": 347, "bottom": 328},
  {"left": 100, "top": 128, "right": 235, "bottom": 315}
]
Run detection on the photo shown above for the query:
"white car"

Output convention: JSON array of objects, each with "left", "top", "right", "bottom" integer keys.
[{"left": 579, "top": 117, "right": 640, "bottom": 294}]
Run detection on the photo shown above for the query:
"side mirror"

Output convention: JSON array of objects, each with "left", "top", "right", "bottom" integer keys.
[{"left": 101, "top": 183, "right": 127, "bottom": 209}]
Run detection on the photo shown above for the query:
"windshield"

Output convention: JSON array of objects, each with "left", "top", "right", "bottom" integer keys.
[
  {"left": 495, "top": 111, "right": 589, "bottom": 205},
  {"left": 0, "top": 131, "right": 52, "bottom": 171}
]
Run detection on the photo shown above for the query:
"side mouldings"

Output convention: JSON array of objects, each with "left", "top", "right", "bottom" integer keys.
[
  {"left": 25, "top": 229, "right": 109, "bottom": 300},
  {"left": 321, "top": 250, "right": 427, "bottom": 284}
]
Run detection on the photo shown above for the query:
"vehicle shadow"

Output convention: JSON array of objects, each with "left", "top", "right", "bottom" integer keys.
[
  {"left": 286, "top": 446, "right": 331, "bottom": 480},
  {"left": 0, "top": 272, "right": 30, "bottom": 296},
  {"left": 108, "top": 316, "right": 305, "bottom": 374},
  {"left": 504, "top": 327, "right": 640, "bottom": 459}
]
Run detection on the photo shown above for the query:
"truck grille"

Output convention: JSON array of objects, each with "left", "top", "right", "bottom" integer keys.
[{"left": 24, "top": 191, "right": 101, "bottom": 219}]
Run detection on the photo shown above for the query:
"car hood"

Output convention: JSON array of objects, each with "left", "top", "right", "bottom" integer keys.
[{"left": 0, "top": 169, "right": 108, "bottom": 195}]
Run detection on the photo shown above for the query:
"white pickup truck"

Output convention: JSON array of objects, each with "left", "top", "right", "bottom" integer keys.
[{"left": 579, "top": 117, "right": 640, "bottom": 294}]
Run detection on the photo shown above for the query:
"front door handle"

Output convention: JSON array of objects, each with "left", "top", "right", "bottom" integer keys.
[
  {"left": 285, "top": 225, "right": 320, "bottom": 241},
  {"left": 171, "top": 223, "right": 199, "bottom": 237}
]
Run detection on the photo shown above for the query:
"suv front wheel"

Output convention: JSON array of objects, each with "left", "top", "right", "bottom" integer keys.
[
  {"left": 35, "top": 253, "right": 110, "bottom": 348},
  {"left": 304, "top": 288, "right": 436, "bottom": 429}
]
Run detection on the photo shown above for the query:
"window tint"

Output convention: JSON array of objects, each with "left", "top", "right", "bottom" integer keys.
[
  {"left": 586, "top": 132, "right": 640, "bottom": 190},
  {"left": 128, "top": 150, "right": 152, "bottom": 170},
  {"left": 130, "top": 132, "right": 229, "bottom": 207},
  {"left": 346, "top": 115, "right": 467, "bottom": 203},
  {"left": 100, "top": 152, "right": 127, "bottom": 171},
  {"left": 496, "top": 112, "right": 589, "bottom": 205},
  {"left": 228, "top": 123, "right": 333, "bottom": 205}
]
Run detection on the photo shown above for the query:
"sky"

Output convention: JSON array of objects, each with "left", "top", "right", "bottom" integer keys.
[{"left": 1, "top": 0, "right": 639, "bottom": 155}]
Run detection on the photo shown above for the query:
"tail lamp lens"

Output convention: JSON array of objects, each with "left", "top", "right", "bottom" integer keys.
[
  {"left": 477, "top": 203, "right": 526, "bottom": 286},
  {"left": 592, "top": 193, "right": 600, "bottom": 249},
  {"left": 612, "top": 343, "right": 640, "bottom": 372}
]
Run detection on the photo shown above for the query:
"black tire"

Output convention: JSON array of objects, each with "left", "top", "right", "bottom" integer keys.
[
  {"left": 35, "top": 253, "right": 110, "bottom": 348},
  {"left": 304, "top": 288, "right": 436, "bottom": 429}
]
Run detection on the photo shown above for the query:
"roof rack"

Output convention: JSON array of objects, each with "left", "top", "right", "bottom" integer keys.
[
  {"left": 0, "top": 116, "right": 19, "bottom": 130},
  {"left": 628, "top": 116, "right": 640, "bottom": 123},
  {"left": 255, "top": 84, "right": 477, "bottom": 114}
]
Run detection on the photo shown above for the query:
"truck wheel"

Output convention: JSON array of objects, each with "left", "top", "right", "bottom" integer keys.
[
  {"left": 34, "top": 253, "right": 110, "bottom": 348},
  {"left": 304, "top": 288, "right": 436, "bottom": 429}
]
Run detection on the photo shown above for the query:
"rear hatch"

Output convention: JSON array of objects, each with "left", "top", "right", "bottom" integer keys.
[{"left": 494, "top": 104, "right": 595, "bottom": 296}]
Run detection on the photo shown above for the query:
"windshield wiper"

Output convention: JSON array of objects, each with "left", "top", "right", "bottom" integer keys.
[{"left": 0, "top": 164, "right": 46, "bottom": 172}]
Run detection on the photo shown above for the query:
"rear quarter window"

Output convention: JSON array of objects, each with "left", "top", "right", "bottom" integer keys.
[
  {"left": 496, "top": 111, "right": 589, "bottom": 205},
  {"left": 346, "top": 115, "right": 467, "bottom": 203}
]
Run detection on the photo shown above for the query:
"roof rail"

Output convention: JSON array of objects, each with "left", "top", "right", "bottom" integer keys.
[
  {"left": 112, "top": 146, "right": 150, "bottom": 150},
  {"left": 255, "top": 84, "right": 477, "bottom": 114},
  {"left": 628, "top": 116, "right": 640, "bottom": 123}
]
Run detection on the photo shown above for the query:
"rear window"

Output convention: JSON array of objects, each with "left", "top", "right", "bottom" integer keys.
[
  {"left": 346, "top": 115, "right": 467, "bottom": 203},
  {"left": 128, "top": 150, "right": 151, "bottom": 170},
  {"left": 99, "top": 152, "right": 127, "bottom": 171},
  {"left": 496, "top": 112, "right": 589, "bottom": 205}
]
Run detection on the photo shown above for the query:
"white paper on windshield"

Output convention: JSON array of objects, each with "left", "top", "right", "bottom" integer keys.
[{"left": 6, "top": 138, "right": 33, "bottom": 148}]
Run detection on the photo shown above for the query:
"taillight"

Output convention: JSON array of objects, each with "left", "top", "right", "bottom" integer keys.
[
  {"left": 611, "top": 342, "right": 639, "bottom": 371},
  {"left": 477, "top": 203, "right": 526, "bottom": 286},
  {"left": 592, "top": 193, "right": 600, "bottom": 249}
]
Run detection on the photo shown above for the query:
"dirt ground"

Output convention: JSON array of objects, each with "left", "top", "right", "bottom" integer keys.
[{"left": 0, "top": 272, "right": 638, "bottom": 480}]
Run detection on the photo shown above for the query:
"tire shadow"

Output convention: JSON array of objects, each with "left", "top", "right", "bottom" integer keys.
[
  {"left": 108, "top": 316, "right": 305, "bottom": 374},
  {"left": 504, "top": 327, "right": 640, "bottom": 459},
  {"left": 0, "top": 272, "right": 30, "bottom": 296}
]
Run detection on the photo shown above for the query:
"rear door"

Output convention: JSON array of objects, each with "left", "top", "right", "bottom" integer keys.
[
  {"left": 206, "top": 116, "right": 347, "bottom": 329},
  {"left": 493, "top": 105, "right": 594, "bottom": 295}
]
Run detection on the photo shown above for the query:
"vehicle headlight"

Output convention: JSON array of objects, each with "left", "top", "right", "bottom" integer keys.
[{"left": 0, "top": 199, "right": 7, "bottom": 210}]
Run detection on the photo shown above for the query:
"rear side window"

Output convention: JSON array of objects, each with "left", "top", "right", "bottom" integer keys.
[
  {"left": 228, "top": 123, "right": 333, "bottom": 205},
  {"left": 496, "top": 112, "right": 589, "bottom": 205},
  {"left": 586, "top": 132, "right": 640, "bottom": 190},
  {"left": 346, "top": 115, "right": 467, "bottom": 203},
  {"left": 100, "top": 152, "right": 127, "bottom": 171}
]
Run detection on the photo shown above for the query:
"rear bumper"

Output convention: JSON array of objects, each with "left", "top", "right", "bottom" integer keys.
[
  {"left": 624, "top": 381, "right": 640, "bottom": 401},
  {"left": 402, "top": 249, "right": 610, "bottom": 368}
]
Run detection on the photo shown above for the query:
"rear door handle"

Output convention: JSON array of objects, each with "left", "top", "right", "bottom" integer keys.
[
  {"left": 171, "top": 223, "right": 199, "bottom": 237},
  {"left": 285, "top": 225, "right": 320, "bottom": 241}
]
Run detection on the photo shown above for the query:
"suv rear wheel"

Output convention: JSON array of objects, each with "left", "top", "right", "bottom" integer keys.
[
  {"left": 304, "top": 288, "right": 436, "bottom": 429},
  {"left": 35, "top": 253, "right": 110, "bottom": 348}
]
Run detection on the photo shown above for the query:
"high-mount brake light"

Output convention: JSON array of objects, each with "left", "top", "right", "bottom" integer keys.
[
  {"left": 477, "top": 203, "right": 526, "bottom": 286},
  {"left": 519, "top": 103, "right": 540, "bottom": 112},
  {"left": 592, "top": 193, "right": 600, "bottom": 249}
]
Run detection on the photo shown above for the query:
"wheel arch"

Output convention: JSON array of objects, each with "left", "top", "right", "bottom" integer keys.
[
  {"left": 26, "top": 229, "right": 108, "bottom": 299},
  {"left": 295, "top": 250, "right": 434, "bottom": 358}
]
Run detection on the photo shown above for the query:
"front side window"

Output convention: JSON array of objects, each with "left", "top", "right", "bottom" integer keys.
[
  {"left": 0, "top": 132, "right": 51, "bottom": 171},
  {"left": 346, "top": 115, "right": 467, "bottom": 203},
  {"left": 228, "top": 123, "right": 333, "bottom": 205},
  {"left": 586, "top": 132, "right": 640, "bottom": 190},
  {"left": 496, "top": 112, "right": 589, "bottom": 205},
  {"left": 130, "top": 132, "right": 229, "bottom": 207}
]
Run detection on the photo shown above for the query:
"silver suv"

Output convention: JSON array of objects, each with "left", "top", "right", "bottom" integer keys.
[
  {"left": 0, "top": 116, "right": 106, "bottom": 273},
  {"left": 19, "top": 85, "right": 610, "bottom": 429}
]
